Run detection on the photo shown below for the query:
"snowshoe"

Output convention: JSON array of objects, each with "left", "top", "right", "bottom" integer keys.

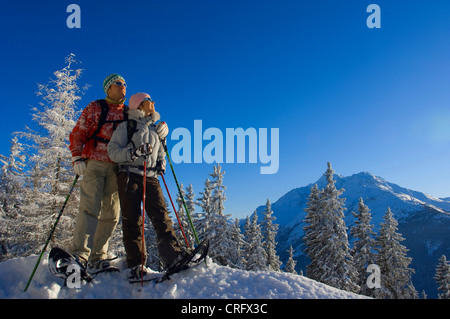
[
  {"left": 128, "top": 265, "right": 162, "bottom": 283},
  {"left": 128, "top": 238, "right": 209, "bottom": 284},
  {"left": 48, "top": 247, "right": 93, "bottom": 285},
  {"left": 88, "top": 257, "right": 120, "bottom": 276},
  {"left": 156, "top": 238, "right": 209, "bottom": 283}
]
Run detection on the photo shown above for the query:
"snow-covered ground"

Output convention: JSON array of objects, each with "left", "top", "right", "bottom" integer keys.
[{"left": 1, "top": 254, "right": 367, "bottom": 299}]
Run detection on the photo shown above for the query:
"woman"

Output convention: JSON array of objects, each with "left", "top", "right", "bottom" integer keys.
[{"left": 107, "top": 92, "right": 187, "bottom": 279}]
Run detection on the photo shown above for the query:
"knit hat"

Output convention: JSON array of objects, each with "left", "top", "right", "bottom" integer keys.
[
  {"left": 129, "top": 93, "right": 152, "bottom": 110},
  {"left": 103, "top": 74, "right": 126, "bottom": 94}
]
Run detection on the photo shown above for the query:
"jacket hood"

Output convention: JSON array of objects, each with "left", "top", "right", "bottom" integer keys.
[{"left": 127, "top": 109, "right": 161, "bottom": 123}]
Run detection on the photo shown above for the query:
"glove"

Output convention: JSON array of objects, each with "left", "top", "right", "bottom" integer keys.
[
  {"left": 130, "top": 143, "right": 152, "bottom": 161},
  {"left": 156, "top": 122, "right": 169, "bottom": 140},
  {"left": 155, "top": 159, "right": 166, "bottom": 175},
  {"left": 72, "top": 156, "right": 86, "bottom": 176}
]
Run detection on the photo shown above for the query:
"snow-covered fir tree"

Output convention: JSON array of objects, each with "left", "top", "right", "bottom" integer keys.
[
  {"left": 303, "top": 183, "right": 323, "bottom": 281},
  {"left": 6, "top": 54, "right": 88, "bottom": 257},
  {"left": 0, "top": 137, "right": 26, "bottom": 213},
  {"left": 185, "top": 184, "right": 197, "bottom": 215},
  {"left": 229, "top": 218, "right": 245, "bottom": 269},
  {"left": 243, "top": 213, "right": 267, "bottom": 271},
  {"left": 184, "top": 183, "right": 199, "bottom": 246},
  {"left": 434, "top": 255, "right": 450, "bottom": 299},
  {"left": 0, "top": 137, "right": 27, "bottom": 260},
  {"left": 197, "top": 178, "right": 213, "bottom": 239},
  {"left": 303, "top": 163, "right": 358, "bottom": 293},
  {"left": 205, "top": 164, "right": 233, "bottom": 266},
  {"left": 350, "top": 197, "right": 376, "bottom": 297},
  {"left": 262, "top": 199, "right": 281, "bottom": 271},
  {"left": 285, "top": 245, "right": 297, "bottom": 274},
  {"left": 175, "top": 183, "right": 195, "bottom": 247},
  {"left": 145, "top": 221, "right": 162, "bottom": 271},
  {"left": 375, "top": 207, "right": 417, "bottom": 299}
]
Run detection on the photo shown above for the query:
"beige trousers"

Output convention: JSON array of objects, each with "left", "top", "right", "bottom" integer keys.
[{"left": 72, "top": 159, "right": 120, "bottom": 262}]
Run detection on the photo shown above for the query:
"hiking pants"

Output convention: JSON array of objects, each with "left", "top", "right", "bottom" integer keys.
[
  {"left": 72, "top": 159, "right": 121, "bottom": 262},
  {"left": 117, "top": 171, "right": 182, "bottom": 268}
]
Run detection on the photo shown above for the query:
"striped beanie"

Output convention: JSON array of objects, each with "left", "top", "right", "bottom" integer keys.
[{"left": 103, "top": 74, "right": 126, "bottom": 94}]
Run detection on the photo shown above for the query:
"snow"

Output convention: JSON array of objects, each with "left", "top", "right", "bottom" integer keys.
[{"left": 0, "top": 254, "right": 367, "bottom": 299}]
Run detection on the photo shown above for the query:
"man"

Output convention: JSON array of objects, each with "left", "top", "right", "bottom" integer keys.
[{"left": 69, "top": 74, "right": 128, "bottom": 269}]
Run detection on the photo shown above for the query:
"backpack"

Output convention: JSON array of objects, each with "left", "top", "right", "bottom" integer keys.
[
  {"left": 125, "top": 119, "right": 158, "bottom": 149},
  {"left": 89, "top": 99, "right": 129, "bottom": 148},
  {"left": 126, "top": 119, "right": 138, "bottom": 148}
]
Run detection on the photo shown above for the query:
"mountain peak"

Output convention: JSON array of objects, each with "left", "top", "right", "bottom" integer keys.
[
  {"left": 258, "top": 169, "right": 450, "bottom": 298},
  {"left": 255, "top": 169, "right": 450, "bottom": 229}
]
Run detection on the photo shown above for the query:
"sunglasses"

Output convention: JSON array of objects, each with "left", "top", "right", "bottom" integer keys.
[
  {"left": 113, "top": 81, "right": 127, "bottom": 88},
  {"left": 143, "top": 97, "right": 153, "bottom": 102}
]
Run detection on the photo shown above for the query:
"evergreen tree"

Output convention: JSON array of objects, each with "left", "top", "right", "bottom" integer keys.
[
  {"left": 285, "top": 245, "right": 297, "bottom": 274},
  {"left": 350, "top": 197, "right": 376, "bottom": 296},
  {"left": 206, "top": 164, "right": 233, "bottom": 266},
  {"left": 0, "top": 137, "right": 26, "bottom": 213},
  {"left": 145, "top": 221, "right": 162, "bottom": 271},
  {"left": 210, "top": 164, "right": 226, "bottom": 216},
  {"left": 185, "top": 183, "right": 200, "bottom": 246},
  {"left": 175, "top": 183, "right": 194, "bottom": 247},
  {"left": 0, "top": 137, "right": 27, "bottom": 260},
  {"left": 229, "top": 218, "right": 245, "bottom": 269},
  {"left": 375, "top": 207, "right": 417, "bottom": 299},
  {"left": 262, "top": 199, "right": 281, "bottom": 271},
  {"left": 244, "top": 213, "right": 267, "bottom": 271},
  {"left": 197, "top": 178, "right": 213, "bottom": 239},
  {"left": 303, "top": 183, "right": 323, "bottom": 281},
  {"left": 7, "top": 54, "right": 88, "bottom": 257},
  {"left": 303, "top": 163, "right": 358, "bottom": 292},
  {"left": 434, "top": 255, "right": 450, "bottom": 299}
]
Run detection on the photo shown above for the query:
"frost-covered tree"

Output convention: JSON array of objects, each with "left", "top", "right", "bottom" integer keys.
[
  {"left": 375, "top": 207, "right": 417, "bottom": 299},
  {"left": 209, "top": 164, "right": 226, "bottom": 216},
  {"left": 262, "top": 199, "right": 281, "bottom": 271},
  {"left": 303, "top": 183, "right": 323, "bottom": 280},
  {"left": 175, "top": 183, "right": 195, "bottom": 247},
  {"left": 244, "top": 213, "right": 267, "bottom": 271},
  {"left": 434, "top": 255, "right": 450, "bottom": 299},
  {"left": 0, "top": 137, "right": 27, "bottom": 260},
  {"left": 0, "top": 137, "right": 27, "bottom": 213},
  {"left": 184, "top": 184, "right": 200, "bottom": 246},
  {"left": 185, "top": 184, "right": 198, "bottom": 221},
  {"left": 197, "top": 178, "right": 213, "bottom": 239},
  {"left": 285, "top": 245, "right": 297, "bottom": 274},
  {"left": 205, "top": 164, "right": 233, "bottom": 266},
  {"left": 303, "top": 163, "right": 358, "bottom": 292},
  {"left": 351, "top": 197, "right": 376, "bottom": 296},
  {"left": 145, "top": 220, "right": 162, "bottom": 271},
  {"left": 229, "top": 218, "right": 245, "bottom": 269},
  {"left": 8, "top": 54, "right": 89, "bottom": 257},
  {"left": 318, "top": 163, "right": 358, "bottom": 292}
]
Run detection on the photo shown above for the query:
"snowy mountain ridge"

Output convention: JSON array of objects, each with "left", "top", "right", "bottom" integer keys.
[
  {"left": 254, "top": 170, "right": 450, "bottom": 298},
  {"left": 0, "top": 254, "right": 367, "bottom": 299}
]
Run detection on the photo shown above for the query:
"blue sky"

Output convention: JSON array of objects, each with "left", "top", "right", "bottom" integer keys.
[{"left": 1, "top": 0, "right": 449, "bottom": 218}]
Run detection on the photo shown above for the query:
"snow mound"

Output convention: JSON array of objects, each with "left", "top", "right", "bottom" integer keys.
[{"left": 0, "top": 254, "right": 367, "bottom": 299}]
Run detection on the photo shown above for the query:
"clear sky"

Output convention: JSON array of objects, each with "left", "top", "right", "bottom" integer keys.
[{"left": 1, "top": 0, "right": 449, "bottom": 218}]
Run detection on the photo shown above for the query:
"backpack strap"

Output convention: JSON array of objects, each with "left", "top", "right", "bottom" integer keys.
[
  {"left": 88, "top": 99, "right": 128, "bottom": 148},
  {"left": 126, "top": 119, "right": 138, "bottom": 149}
]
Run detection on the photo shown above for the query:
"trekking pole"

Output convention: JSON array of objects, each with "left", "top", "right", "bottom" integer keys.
[
  {"left": 24, "top": 174, "right": 79, "bottom": 292},
  {"left": 161, "top": 173, "right": 190, "bottom": 248},
  {"left": 141, "top": 158, "right": 147, "bottom": 288},
  {"left": 161, "top": 140, "right": 200, "bottom": 246}
]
